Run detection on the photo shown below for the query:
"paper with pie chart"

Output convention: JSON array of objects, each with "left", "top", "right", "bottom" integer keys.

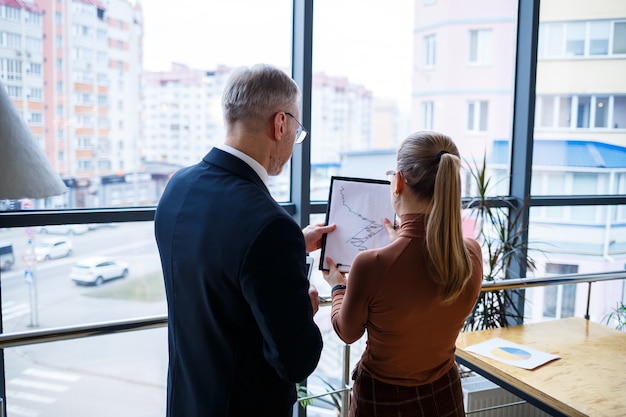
[{"left": 465, "top": 337, "right": 560, "bottom": 370}]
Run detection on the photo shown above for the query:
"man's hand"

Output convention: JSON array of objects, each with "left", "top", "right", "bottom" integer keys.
[
  {"left": 308, "top": 284, "right": 320, "bottom": 315},
  {"left": 302, "top": 223, "right": 336, "bottom": 253}
]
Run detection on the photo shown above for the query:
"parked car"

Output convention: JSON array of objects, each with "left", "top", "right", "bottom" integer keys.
[
  {"left": 70, "top": 257, "right": 129, "bottom": 286},
  {"left": 34, "top": 238, "right": 73, "bottom": 261},
  {"left": 0, "top": 242, "right": 15, "bottom": 271},
  {"left": 38, "top": 224, "right": 89, "bottom": 235}
]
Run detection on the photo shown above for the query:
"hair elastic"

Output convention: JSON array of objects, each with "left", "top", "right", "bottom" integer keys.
[{"left": 436, "top": 150, "right": 450, "bottom": 163}]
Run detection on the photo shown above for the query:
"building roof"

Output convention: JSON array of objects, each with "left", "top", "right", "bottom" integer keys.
[
  {"left": 0, "top": 0, "right": 42, "bottom": 13},
  {"left": 492, "top": 139, "right": 626, "bottom": 168},
  {"left": 74, "top": 0, "right": 106, "bottom": 10}
]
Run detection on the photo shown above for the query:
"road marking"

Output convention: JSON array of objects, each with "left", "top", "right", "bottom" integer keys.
[
  {"left": 6, "top": 389, "right": 56, "bottom": 404},
  {"left": 23, "top": 368, "right": 80, "bottom": 382},
  {"left": 8, "top": 378, "right": 69, "bottom": 392},
  {"left": 3, "top": 301, "right": 31, "bottom": 321},
  {"left": 6, "top": 404, "right": 40, "bottom": 417}
]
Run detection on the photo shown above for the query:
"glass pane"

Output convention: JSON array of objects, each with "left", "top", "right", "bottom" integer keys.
[
  {"left": 535, "top": 2, "right": 626, "bottom": 195},
  {"left": 589, "top": 21, "right": 610, "bottom": 55},
  {"left": 613, "top": 21, "right": 626, "bottom": 54},
  {"left": 0, "top": 0, "right": 292, "bottom": 211},
  {"left": 538, "top": 96, "right": 555, "bottom": 127},
  {"left": 614, "top": 96, "right": 626, "bottom": 128},
  {"left": 311, "top": 0, "right": 517, "bottom": 201},
  {"left": 1, "top": 222, "right": 165, "bottom": 330},
  {"left": 594, "top": 96, "right": 609, "bottom": 128},
  {"left": 526, "top": 206, "right": 626, "bottom": 324},
  {"left": 5, "top": 328, "right": 167, "bottom": 416},
  {"left": 565, "top": 21, "right": 585, "bottom": 56}
]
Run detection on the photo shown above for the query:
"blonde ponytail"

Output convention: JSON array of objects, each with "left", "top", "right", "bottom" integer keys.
[
  {"left": 396, "top": 131, "right": 473, "bottom": 304},
  {"left": 426, "top": 152, "right": 473, "bottom": 304}
]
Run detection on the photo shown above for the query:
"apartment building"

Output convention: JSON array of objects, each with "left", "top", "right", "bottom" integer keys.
[
  {"left": 28, "top": 0, "right": 144, "bottom": 207},
  {"left": 142, "top": 63, "right": 230, "bottom": 167},
  {"left": 0, "top": 1, "right": 45, "bottom": 149}
]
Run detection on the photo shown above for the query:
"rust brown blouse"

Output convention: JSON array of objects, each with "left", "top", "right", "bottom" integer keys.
[{"left": 330, "top": 213, "right": 483, "bottom": 386}]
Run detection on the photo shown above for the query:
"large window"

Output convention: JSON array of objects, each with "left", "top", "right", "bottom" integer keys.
[{"left": 1, "top": 1, "right": 625, "bottom": 416}]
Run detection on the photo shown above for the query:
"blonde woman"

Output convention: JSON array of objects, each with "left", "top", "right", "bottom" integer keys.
[{"left": 323, "top": 131, "right": 483, "bottom": 417}]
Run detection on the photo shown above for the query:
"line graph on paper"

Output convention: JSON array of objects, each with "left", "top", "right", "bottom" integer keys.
[
  {"left": 338, "top": 185, "right": 386, "bottom": 251},
  {"left": 321, "top": 177, "right": 395, "bottom": 272}
]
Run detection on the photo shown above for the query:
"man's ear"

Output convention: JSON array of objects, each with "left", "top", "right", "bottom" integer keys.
[{"left": 272, "top": 111, "right": 287, "bottom": 142}]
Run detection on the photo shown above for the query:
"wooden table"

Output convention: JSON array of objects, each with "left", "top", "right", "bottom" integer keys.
[{"left": 455, "top": 317, "right": 626, "bottom": 417}]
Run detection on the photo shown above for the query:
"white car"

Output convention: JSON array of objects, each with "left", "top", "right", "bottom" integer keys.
[
  {"left": 34, "top": 238, "right": 73, "bottom": 261},
  {"left": 38, "top": 224, "right": 89, "bottom": 235},
  {"left": 70, "top": 257, "right": 129, "bottom": 286}
]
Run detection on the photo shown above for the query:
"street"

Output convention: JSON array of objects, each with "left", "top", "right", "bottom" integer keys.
[
  {"left": 1, "top": 222, "right": 168, "bottom": 417},
  {"left": 0, "top": 223, "right": 361, "bottom": 417}
]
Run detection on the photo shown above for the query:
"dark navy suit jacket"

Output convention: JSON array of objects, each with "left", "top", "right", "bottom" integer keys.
[{"left": 155, "top": 147, "right": 323, "bottom": 416}]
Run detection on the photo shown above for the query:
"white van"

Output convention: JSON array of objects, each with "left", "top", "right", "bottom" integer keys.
[{"left": 0, "top": 242, "right": 15, "bottom": 271}]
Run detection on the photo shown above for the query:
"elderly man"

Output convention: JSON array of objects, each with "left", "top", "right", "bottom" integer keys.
[{"left": 155, "top": 63, "right": 334, "bottom": 417}]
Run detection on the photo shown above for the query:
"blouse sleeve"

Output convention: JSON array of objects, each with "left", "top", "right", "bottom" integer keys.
[{"left": 329, "top": 250, "right": 379, "bottom": 344}]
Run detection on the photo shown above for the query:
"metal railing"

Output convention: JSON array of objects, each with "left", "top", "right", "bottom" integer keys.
[{"left": 1, "top": 270, "right": 624, "bottom": 417}]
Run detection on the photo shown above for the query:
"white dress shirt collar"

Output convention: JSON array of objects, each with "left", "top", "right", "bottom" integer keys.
[{"left": 216, "top": 144, "right": 269, "bottom": 188}]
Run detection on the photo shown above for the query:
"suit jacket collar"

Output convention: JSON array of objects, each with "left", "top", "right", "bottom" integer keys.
[{"left": 203, "top": 147, "right": 269, "bottom": 192}]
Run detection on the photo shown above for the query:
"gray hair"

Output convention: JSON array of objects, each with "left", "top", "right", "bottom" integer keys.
[{"left": 221, "top": 64, "right": 301, "bottom": 124}]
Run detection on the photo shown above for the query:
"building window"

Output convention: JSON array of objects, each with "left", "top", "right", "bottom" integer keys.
[
  {"left": 565, "top": 21, "right": 585, "bottom": 56},
  {"left": 467, "top": 100, "right": 488, "bottom": 132},
  {"left": 27, "top": 62, "right": 42, "bottom": 76},
  {"left": 589, "top": 21, "right": 610, "bottom": 55},
  {"left": 26, "top": 11, "right": 41, "bottom": 26},
  {"left": 422, "top": 101, "right": 433, "bottom": 130},
  {"left": 77, "top": 137, "right": 92, "bottom": 149},
  {"left": 539, "top": 19, "right": 626, "bottom": 58},
  {"left": 0, "top": 32, "right": 21, "bottom": 48},
  {"left": 468, "top": 29, "right": 493, "bottom": 64},
  {"left": 614, "top": 21, "right": 626, "bottom": 54},
  {"left": 6, "top": 85, "right": 21, "bottom": 98},
  {"left": 424, "top": 34, "right": 436, "bottom": 68},
  {"left": 537, "top": 94, "right": 625, "bottom": 129},
  {"left": 28, "top": 112, "right": 43, "bottom": 125},
  {"left": 0, "top": 59, "right": 22, "bottom": 81},
  {"left": 1, "top": 5, "right": 20, "bottom": 20},
  {"left": 26, "top": 37, "right": 42, "bottom": 54},
  {"left": 28, "top": 88, "right": 43, "bottom": 101}
]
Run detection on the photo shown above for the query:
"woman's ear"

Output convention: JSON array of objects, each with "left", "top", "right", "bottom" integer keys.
[{"left": 394, "top": 172, "right": 404, "bottom": 195}]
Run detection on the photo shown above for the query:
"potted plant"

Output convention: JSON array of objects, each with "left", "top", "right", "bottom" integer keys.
[
  {"left": 603, "top": 301, "right": 626, "bottom": 331},
  {"left": 462, "top": 154, "right": 540, "bottom": 331}
]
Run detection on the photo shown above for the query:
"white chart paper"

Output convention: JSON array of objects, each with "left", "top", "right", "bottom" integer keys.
[{"left": 320, "top": 177, "right": 395, "bottom": 272}]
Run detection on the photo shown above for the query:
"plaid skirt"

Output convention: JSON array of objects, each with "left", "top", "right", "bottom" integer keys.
[{"left": 349, "top": 364, "right": 465, "bottom": 417}]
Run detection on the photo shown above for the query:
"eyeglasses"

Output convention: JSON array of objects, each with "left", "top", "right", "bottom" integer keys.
[
  {"left": 285, "top": 112, "right": 308, "bottom": 144},
  {"left": 386, "top": 169, "right": 407, "bottom": 183}
]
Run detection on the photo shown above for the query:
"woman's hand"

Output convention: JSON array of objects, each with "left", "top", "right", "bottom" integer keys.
[
  {"left": 383, "top": 217, "right": 399, "bottom": 243},
  {"left": 322, "top": 256, "right": 347, "bottom": 288}
]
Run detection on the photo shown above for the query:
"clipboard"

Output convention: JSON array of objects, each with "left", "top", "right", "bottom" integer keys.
[{"left": 320, "top": 176, "right": 396, "bottom": 272}]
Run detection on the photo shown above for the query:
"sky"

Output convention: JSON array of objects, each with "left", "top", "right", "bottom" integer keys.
[{"left": 141, "top": 0, "right": 415, "bottom": 110}]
